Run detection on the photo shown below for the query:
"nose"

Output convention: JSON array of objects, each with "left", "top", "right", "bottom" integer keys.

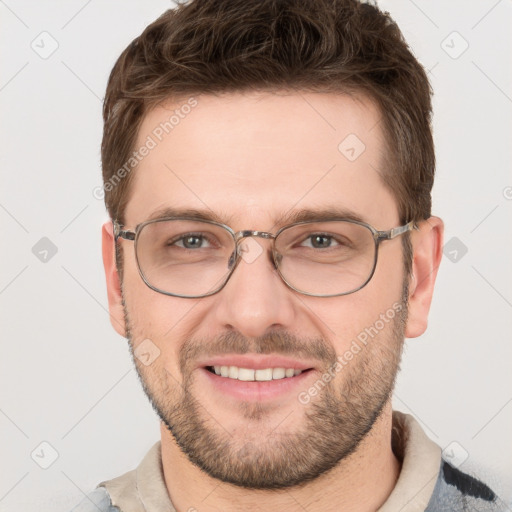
[{"left": 213, "top": 237, "right": 297, "bottom": 339}]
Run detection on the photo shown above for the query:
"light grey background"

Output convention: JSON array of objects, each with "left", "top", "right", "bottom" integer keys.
[{"left": 1, "top": 1, "right": 511, "bottom": 510}]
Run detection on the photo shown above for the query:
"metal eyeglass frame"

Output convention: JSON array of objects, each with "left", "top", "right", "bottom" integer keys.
[{"left": 113, "top": 217, "right": 417, "bottom": 299}]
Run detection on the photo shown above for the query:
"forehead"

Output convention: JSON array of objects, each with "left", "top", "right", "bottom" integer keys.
[{"left": 125, "top": 91, "right": 398, "bottom": 229}]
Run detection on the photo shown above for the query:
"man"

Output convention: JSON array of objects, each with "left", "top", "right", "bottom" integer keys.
[{"left": 74, "top": 0, "right": 505, "bottom": 510}]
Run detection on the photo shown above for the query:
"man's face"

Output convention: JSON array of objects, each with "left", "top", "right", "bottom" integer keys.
[{"left": 116, "top": 92, "right": 409, "bottom": 488}]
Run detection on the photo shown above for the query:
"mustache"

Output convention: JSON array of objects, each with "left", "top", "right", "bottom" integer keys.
[{"left": 179, "top": 330, "right": 337, "bottom": 373}]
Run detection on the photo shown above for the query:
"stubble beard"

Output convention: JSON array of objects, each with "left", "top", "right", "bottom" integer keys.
[{"left": 124, "top": 290, "right": 408, "bottom": 490}]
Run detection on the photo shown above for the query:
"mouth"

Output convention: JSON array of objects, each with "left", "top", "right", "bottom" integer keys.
[
  {"left": 204, "top": 365, "right": 312, "bottom": 381},
  {"left": 197, "top": 355, "right": 318, "bottom": 402}
]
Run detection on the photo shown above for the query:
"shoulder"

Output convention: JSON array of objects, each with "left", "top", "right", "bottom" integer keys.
[
  {"left": 426, "top": 460, "right": 508, "bottom": 511},
  {"left": 69, "top": 486, "right": 118, "bottom": 512}
]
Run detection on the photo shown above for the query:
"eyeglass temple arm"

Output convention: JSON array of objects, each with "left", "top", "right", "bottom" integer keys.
[
  {"left": 113, "top": 221, "right": 136, "bottom": 241},
  {"left": 376, "top": 220, "right": 417, "bottom": 241}
]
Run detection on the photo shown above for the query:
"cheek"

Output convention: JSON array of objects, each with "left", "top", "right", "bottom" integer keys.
[
  {"left": 371, "top": 244, "right": 407, "bottom": 304},
  {"left": 306, "top": 251, "right": 405, "bottom": 354},
  {"left": 122, "top": 272, "right": 206, "bottom": 379},
  {"left": 123, "top": 260, "right": 191, "bottom": 335}
]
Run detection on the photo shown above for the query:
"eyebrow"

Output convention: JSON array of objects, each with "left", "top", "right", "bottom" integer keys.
[{"left": 144, "top": 206, "right": 366, "bottom": 228}]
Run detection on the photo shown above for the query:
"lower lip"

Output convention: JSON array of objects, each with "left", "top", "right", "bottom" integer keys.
[{"left": 199, "top": 367, "right": 314, "bottom": 402}]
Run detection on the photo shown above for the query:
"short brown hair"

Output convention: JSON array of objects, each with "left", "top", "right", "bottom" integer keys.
[{"left": 102, "top": 0, "right": 434, "bottom": 235}]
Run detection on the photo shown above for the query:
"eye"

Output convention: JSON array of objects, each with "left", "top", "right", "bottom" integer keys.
[
  {"left": 171, "top": 233, "right": 213, "bottom": 249},
  {"left": 300, "top": 234, "right": 340, "bottom": 249}
]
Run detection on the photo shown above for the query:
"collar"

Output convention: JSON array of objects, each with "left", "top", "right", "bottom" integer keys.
[{"left": 377, "top": 411, "right": 441, "bottom": 511}]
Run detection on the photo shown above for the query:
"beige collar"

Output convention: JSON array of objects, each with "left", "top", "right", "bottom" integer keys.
[
  {"left": 99, "top": 441, "right": 175, "bottom": 512},
  {"left": 99, "top": 411, "right": 441, "bottom": 512},
  {"left": 377, "top": 411, "right": 441, "bottom": 511}
]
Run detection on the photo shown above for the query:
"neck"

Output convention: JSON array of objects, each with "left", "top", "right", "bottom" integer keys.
[{"left": 160, "top": 403, "right": 401, "bottom": 512}]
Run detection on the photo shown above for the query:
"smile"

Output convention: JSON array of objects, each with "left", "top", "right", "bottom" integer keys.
[{"left": 206, "top": 365, "right": 304, "bottom": 381}]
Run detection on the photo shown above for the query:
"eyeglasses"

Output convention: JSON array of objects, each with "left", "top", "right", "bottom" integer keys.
[{"left": 113, "top": 217, "right": 416, "bottom": 298}]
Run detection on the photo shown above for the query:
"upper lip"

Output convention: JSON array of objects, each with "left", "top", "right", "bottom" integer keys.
[{"left": 198, "top": 354, "right": 317, "bottom": 371}]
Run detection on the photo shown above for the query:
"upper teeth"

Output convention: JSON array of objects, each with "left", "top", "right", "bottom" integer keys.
[{"left": 213, "top": 366, "right": 302, "bottom": 381}]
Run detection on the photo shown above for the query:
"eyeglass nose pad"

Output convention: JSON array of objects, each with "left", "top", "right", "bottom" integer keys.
[
  {"left": 228, "top": 244, "right": 279, "bottom": 269},
  {"left": 228, "top": 248, "right": 238, "bottom": 269},
  {"left": 273, "top": 251, "right": 283, "bottom": 268}
]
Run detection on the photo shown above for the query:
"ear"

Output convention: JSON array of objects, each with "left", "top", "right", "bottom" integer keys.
[
  {"left": 405, "top": 216, "right": 444, "bottom": 338},
  {"left": 102, "top": 221, "right": 127, "bottom": 337}
]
